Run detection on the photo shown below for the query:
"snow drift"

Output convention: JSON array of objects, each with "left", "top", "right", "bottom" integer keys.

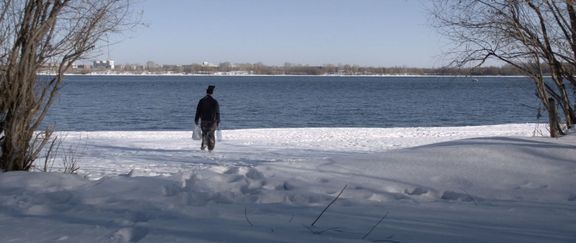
[{"left": 0, "top": 124, "right": 574, "bottom": 242}]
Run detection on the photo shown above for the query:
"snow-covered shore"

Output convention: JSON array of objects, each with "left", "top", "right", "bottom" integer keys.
[
  {"left": 44, "top": 72, "right": 530, "bottom": 78},
  {"left": 0, "top": 123, "right": 574, "bottom": 242}
]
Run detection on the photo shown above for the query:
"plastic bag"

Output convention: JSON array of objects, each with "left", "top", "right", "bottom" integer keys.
[
  {"left": 216, "top": 129, "right": 223, "bottom": 141},
  {"left": 192, "top": 125, "right": 201, "bottom": 140}
]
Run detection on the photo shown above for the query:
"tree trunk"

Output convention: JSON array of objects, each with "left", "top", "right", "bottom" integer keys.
[
  {"left": 547, "top": 98, "right": 560, "bottom": 137},
  {"left": 0, "top": 0, "right": 136, "bottom": 171}
]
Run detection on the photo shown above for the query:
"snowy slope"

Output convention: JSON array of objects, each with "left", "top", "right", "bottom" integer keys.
[{"left": 0, "top": 123, "right": 574, "bottom": 242}]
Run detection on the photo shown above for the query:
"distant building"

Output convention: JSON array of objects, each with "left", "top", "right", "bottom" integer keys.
[
  {"left": 93, "top": 60, "right": 115, "bottom": 70},
  {"left": 202, "top": 61, "right": 218, "bottom": 67},
  {"left": 76, "top": 64, "right": 91, "bottom": 69}
]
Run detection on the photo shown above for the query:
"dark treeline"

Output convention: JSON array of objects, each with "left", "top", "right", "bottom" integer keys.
[
  {"left": 67, "top": 62, "right": 550, "bottom": 76},
  {"left": 129, "top": 63, "right": 529, "bottom": 76}
]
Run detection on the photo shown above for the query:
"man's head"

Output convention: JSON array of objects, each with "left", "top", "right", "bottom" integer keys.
[{"left": 207, "top": 85, "right": 215, "bottom": 95}]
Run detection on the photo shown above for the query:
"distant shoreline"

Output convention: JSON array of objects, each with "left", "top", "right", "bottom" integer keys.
[{"left": 37, "top": 72, "right": 529, "bottom": 78}]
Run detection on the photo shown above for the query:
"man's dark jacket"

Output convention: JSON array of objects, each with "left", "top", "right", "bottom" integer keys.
[{"left": 195, "top": 95, "right": 220, "bottom": 125}]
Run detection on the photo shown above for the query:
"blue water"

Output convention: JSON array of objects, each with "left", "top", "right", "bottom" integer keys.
[{"left": 44, "top": 75, "right": 543, "bottom": 131}]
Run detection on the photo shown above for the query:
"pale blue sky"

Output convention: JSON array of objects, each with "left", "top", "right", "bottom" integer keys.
[{"left": 108, "top": 0, "right": 445, "bottom": 67}]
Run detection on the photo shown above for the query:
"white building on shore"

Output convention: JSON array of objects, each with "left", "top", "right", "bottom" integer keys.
[{"left": 93, "top": 60, "right": 115, "bottom": 70}]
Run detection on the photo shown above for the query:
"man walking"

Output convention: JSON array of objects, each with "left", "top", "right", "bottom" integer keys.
[{"left": 195, "top": 85, "right": 220, "bottom": 151}]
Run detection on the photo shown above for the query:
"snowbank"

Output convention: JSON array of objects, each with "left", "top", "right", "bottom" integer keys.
[{"left": 0, "top": 124, "right": 574, "bottom": 243}]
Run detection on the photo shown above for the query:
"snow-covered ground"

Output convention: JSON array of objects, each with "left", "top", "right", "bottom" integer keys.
[{"left": 0, "top": 123, "right": 575, "bottom": 242}]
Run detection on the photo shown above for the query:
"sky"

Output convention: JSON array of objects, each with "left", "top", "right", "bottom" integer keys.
[{"left": 107, "top": 0, "right": 445, "bottom": 68}]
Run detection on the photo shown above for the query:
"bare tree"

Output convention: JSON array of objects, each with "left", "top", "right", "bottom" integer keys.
[
  {"left": 431, "top": 0, "right": 576, "bottom": 137},
  {"left": 0, "top": 0, "right": 138, "bottom": 171}
]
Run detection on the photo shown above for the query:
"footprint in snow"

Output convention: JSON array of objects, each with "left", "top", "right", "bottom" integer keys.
[
  {"left": 106, "top": 226, "right": 149, "bottom": 243},
  {"left": 440, "top": 190, "right": 480, "bottom": 203},
  {"left": 515, "top": 181, "right": 549, "bottom": 190},
  {"left": 404, "top": 187, "right": 429, "bottom": 196}
]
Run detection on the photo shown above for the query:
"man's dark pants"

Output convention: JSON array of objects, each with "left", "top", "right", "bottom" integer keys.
[{"left": 201, "top": 121, "right": 217, "bottom": 151}]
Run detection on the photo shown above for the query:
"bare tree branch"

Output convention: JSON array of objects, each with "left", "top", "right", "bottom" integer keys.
[
  {"left": 311, "top": 184, "right": 348, "bottom": 227},
  {"left": 431, "top": 0, "right": 576, "bottom": 137},
  {"left": 0, "top": 0, "right": 139, "bottom": 171}
]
